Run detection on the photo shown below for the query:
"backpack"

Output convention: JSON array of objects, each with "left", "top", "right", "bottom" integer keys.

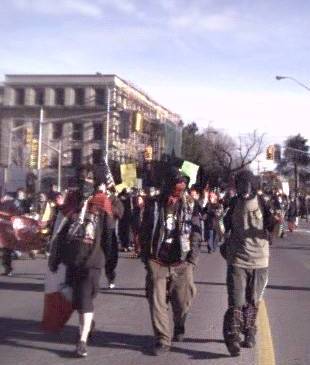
[{"left": 61, "top": 198, "right": 100, "bottom": 267}]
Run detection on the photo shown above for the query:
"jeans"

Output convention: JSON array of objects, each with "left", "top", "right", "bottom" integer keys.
[{"left": 207, "top": 229, "right": 217, "bottom": 252}]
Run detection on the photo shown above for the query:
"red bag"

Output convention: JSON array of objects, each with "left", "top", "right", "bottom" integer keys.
[
  {"left": 41, "top": 292, "right": 73, "bottom": 332},
  {"left": 288, "top": 221, "right": 296, "bottom": 232}
]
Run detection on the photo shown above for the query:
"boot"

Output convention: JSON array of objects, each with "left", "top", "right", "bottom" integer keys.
[
  {"left": 223, "top": 307, "right": 243, "bottom": 357},
  {"left": 242, "top": 304, "right": 258, "bottom": 348},
  {"left": 173, "top": 325, "right": 185, "bottom": 342},
  {"left": 243, "top": 328, "right": 256, "bottom": 348}
]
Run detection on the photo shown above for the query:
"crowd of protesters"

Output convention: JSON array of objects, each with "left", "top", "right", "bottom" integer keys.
[{"left": 0, "top": 166, "right": 309, "bottom": 357}]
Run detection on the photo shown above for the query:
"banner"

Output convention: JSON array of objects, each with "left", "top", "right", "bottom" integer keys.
[
  {"left": 181, "top": 160, "right": 200, "bottom": 187},
  {"left": 115, "top": 183, "right": 128, "bottom": 193},
  {"left": 120, "top": 163, "right": 137, "bottom": 188}
]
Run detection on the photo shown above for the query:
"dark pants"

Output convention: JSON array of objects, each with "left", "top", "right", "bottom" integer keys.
[
  {"left": 2, "top": 248, "right": 13, "bottom": 273},
  {"left": 145, "top": 260, "right": 197, "bottom": 346},
  {"left": 103, "top": 228, "right": 119, "bottom": 283},
  {"left": 223, "top": 265, "right": 268, "bottom": 343},
  {"left": 67, "top": 267, "right": 101, "bottom": 313},
  {"left": 118, "top": 221, "right": 131, "bottom": 249}
]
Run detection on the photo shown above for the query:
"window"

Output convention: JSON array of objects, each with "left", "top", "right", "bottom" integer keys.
[
  {"left": 119, "top": 110, "right": 131, "bottom": 139},
  {"left": 92, "top": 149, "right": 102, "bottom": 164},
  {"left": 95, "top": 88, "right": 105, "bottom": 106},
  {"left": 71, "top": 149, "right": 82, "bottom": 166},
  {"left": 35, "top": 88, "right": 44, "bottom": 105},
  {"left": 72, "top": 123, "right": 82, "bottom": 141},
  {"left": 14, "top": 120, "right": 24, "bottom": 139},
  {"left": 52, "top": 123, "right": 63, "bottom": 139},
  {"left": 15, "top": 88, "right": 25, "bottom": 105},
  {"left": 55, "top": 88, "right": 65, "bottom": 105},
  {"left": 93, "top": 122, "right": 103, "bottom": 140},
  {"left": 75, "top": 88, "right": 85, "bottom": 106}
]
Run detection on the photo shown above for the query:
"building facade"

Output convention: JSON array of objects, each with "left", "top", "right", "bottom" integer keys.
[{"left": 0, "top": 74, "right": 182, "bottom": 187}]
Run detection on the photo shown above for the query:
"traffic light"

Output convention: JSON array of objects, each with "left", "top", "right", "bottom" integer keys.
[
  {"left": 25, "top": 127, "right": 33, "bottom": 145},
  {"left": 266, "top": 145, "right": 274, "bottom": 160},
  {"left": 29, "top": 138, "right": 38, "bottom": 168},
  {"left": 41, "top": 154, "right": 49, "bottom": 168},
  {"left": 144, "top": 145, "right": 153, "bottom": 161},
  {"left": 132, "top": 111, "right": 143, "bottom": 132}
]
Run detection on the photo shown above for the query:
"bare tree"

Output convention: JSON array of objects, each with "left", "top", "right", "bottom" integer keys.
[
  {"left": 211, "top": 130, "right": 265, "bottom": 179},
  {"left": 182, "top": 123, "right": 266, "bottom": 185}
]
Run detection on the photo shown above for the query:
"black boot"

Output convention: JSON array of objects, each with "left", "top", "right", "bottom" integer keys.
[
  {"left": 243, "top": 328, "right": 256, "bottom": 348},
  {"left": 173, "top": 325, "right": 185, "bottom": 342},
  {"left": 223, "top": 307, "right": 243, "bottom": 357},
  {"left": 242, "top": 304, "right": 258, "bottom": 348}
]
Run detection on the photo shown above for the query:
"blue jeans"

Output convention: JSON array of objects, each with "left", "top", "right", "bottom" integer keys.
[{"left": 207, "top": 229, "right": 217, "bottom": 252}]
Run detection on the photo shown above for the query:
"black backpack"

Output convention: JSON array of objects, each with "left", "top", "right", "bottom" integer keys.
[{"left": 61, "top": 199, "right": 100, "bottom": 267}]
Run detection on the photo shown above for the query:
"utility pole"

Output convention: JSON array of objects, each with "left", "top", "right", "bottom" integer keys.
[
  {"left": 104, "top": 88, "right": 110, "bottom": 162},
  {"left": 58, "top": 140, "right": 62, "bottom": 191},
  {"left": 37, "top": 107, "right": 44, "bottom": 192}
]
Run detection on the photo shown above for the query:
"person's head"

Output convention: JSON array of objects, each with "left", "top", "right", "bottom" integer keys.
[
  {"left": 39, "top": 192, "right": 47, "bottom": 202},
  {"left": 168, "top": 169, "right": 188, "bottom": 198},
  {"left": 203, "top": 183, "right": 210, "bottom": 191},
  {"left": 16, "top": 188, "right": 26, "bottom": 200},
  {"left": 97, "top": 182, "right": 107, "bottom": 193},
  {"left": 55, "top": 193, "right": 64, "bottom": 206},
  {"left": 235, "top": 170, "right": 259, "bottom": 199},
  {"left": 137, "top": 195, "right": 144, "bottom": 207},
  {"left": 50, "top": 183, "right": 58, "bottom": 192},
  {"left": 77, "top": 166, "right": 94, "bottom": 197},
  {"left": 189, "top": 184, "right": 200, "bottom": 201},
  {"left": 209, "top": 191, "right": 218, "bottom": 204}
]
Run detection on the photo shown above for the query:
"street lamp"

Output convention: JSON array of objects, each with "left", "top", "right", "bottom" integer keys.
[
  {"left": 275, "top": 74, "right": 310, "bottom": 200},
  {"left": 275, "top": 75, "right": 310, "bottom": 92}
]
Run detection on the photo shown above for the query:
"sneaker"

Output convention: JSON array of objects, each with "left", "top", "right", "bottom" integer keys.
[
  {"left": 226, "top": 339, "right": 241, "bottom": 357},
  {"left": 108, "top": 282, "right": 116, "bottom": 289},
  {"left": 76, "top": 341, "right": 87, "bottom": 357},
  {"left": 2, "top": 269, "right": 13, "bottom": 277},
  {"left": 242, "top": 331, "right": 256, "bottom": 348},
  {"left": 152, "top": 343, "right": 170, "bottom": 356}
]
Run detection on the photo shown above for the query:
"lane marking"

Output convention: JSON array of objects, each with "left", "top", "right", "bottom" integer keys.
[{"left": 258, "top": 299, "right": 276, "bottom": 365}]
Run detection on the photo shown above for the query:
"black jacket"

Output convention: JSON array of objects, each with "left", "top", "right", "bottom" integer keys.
[{"left": 140, "top": 195, "right": 202, "bottom": 265}]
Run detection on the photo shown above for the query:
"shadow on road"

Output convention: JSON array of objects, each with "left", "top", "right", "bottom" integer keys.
[
  {"left": 195, "top": 281, "right": 225, "bottom": 286},
  {"left": 100, "top": 290, "right": 146, "bottom": 298},
  {"left": 0, "top": 281, "right": 43, "bottom": 292},
  {"left": 101, "top": 286, "right": 145, "bottom": 298},
  {"left": 266, "top": 284, "right": 310, "bottom": 292},
  {"left": 0, "top": 317, "right": 229, "bottom": 359},
  {"left": 273, "top": 245, "right": 310, "bottom": 251},
  {"left": 195, "top": 281, "right": 310, "bottom": 292}
]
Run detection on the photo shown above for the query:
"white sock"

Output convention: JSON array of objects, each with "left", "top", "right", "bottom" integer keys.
[{"left": 79, "top": 312, "right": 94, "bottom": 342}]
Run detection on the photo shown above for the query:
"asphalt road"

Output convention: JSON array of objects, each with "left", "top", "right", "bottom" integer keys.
[{"left": 0, "top": 221, "right": 309, "bottom": 365}]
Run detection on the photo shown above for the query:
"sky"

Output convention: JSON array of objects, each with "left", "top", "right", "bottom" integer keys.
[{"left": 1, "top": 0, "right": 310, "bottom": 164}]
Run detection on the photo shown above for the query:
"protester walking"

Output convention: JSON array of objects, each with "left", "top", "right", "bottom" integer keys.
[
  {"left": 48, "top": 166, "right": 112, "bottom": 357},
  {"left": 221, "top": 170, "right": 275, "bottom": 357},
  {"left": 140, "top": 168, "right": 201, "bottom": 355}
]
